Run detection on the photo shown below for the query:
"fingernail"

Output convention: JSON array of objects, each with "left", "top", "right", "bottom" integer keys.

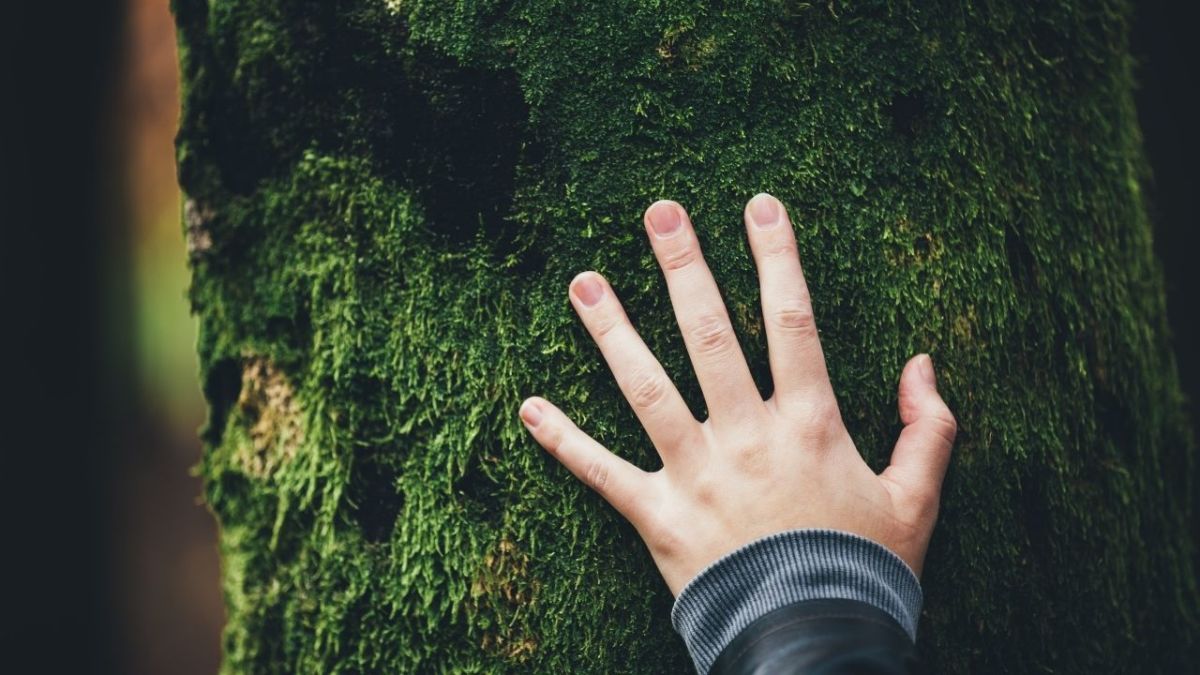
[
  {"left": 519, "top": 400, "right": 543, "bottom": 427},
  {"left": 919, "top": 354, "right": 937, "bottom": 387},
  {"left": 572, "top": 274, "right": 604, "bottom": 307},
  {"left": 647, "top": 201, "right": 682, "bottom": 237},
  {"left": 748, "top": 193, "right": 780, "bottom": 228}
]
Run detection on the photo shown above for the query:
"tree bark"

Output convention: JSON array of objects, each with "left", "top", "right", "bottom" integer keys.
[{"left": 174, "top": 1, "right": 1197, "bottom": 672}]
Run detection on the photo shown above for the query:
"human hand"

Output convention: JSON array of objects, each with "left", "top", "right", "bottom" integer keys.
[{"left": 518, "top": 194, "right": 956, "bottom": 595}]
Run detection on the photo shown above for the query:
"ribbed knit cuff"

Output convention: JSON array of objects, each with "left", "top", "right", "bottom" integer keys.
[{"left": 669, "top": 529, "right": 923, "bottom": 675}]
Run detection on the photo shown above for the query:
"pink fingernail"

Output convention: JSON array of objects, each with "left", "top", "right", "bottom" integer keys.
[
  {"left": 520, "top": 400, "right": 543, "bottom": 427},
  {"left": 748, "top": 193, "right": 780, "bottom": 228},
  {"left": 572, "top": 274, "right": 605, "bottom": 307},
  {"left": 647, "top": 201, "right": 682, "bottom": 237}
]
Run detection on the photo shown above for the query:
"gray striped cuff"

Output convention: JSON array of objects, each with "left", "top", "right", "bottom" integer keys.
[{"left": 669, "top": 529, "right": 923, "bottom": 674}]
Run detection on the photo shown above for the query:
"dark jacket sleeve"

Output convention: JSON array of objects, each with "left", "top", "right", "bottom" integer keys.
[{"left": 670, "top": 529, "right": 924, "bottom": 674}]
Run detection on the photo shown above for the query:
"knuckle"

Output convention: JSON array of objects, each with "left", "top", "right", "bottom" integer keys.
[
  {"left": 768, "top": 302, "right": 816, "bottom": 335},
  {"left": 930, "top": 409, "right": 958, "bottom": 445},
  {"left": 660, "top": 243, "right": 699, "bottom": 271},
  {"left": 760, "top": 238, "right": 798, "bottom": 260},
  {"left": 584, "top": 460, "right": 611, "bottom": 493},
  {"left": 628, "top": 369, "right": 669, "bottom": 411},
  {"left": 688, "top": 314, "right": 735, "bottom": 356},
  {"left": 730, "top": 441, "right": 768, "bottom": 473},
  {"left": 591, "top": 314, "right": 622, "bottom": 339}
]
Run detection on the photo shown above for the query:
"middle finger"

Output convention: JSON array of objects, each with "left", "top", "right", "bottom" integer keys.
[{"left": 643, "top": 200, "right": 765, "bottom": 429}]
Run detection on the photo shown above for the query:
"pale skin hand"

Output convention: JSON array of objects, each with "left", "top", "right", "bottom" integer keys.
[{"left": 518, "top": 194, "right": 957, "bottom": 596}]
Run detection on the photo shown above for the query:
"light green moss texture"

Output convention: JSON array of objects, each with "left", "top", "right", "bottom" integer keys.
[{"left": 175, "top": 1, "right": 1197, "bottom": 672}]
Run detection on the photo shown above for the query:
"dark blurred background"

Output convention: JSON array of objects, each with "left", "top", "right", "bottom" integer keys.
[
  {"left": 7, "top": 1, "right": 220, "bottom": 673},
  {"left": 3, "top": 1, "right": 1194, "bottom": 673}
]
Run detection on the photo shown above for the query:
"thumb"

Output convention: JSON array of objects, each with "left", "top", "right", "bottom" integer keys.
[{"left": 880, "top": 354, "right": 957, "bottom": 503}]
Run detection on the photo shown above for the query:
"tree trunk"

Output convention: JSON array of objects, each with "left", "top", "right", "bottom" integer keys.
[{"left": 173, "top": 1, "right": 1197, "bottom": 672}]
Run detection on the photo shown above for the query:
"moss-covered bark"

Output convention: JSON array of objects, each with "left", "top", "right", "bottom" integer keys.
[{"left": 174, "top": 1, "right": 1198, "bottom": 672}]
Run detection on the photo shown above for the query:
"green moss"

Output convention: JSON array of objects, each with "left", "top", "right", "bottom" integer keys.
[{"left": 174, "top": 0, "right": 1197, "bottom": 672}]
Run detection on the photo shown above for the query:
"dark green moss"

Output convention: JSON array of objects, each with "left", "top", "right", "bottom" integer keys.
[{"left": 175, "top": 0, "right": 1197, "bottom": 671}]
